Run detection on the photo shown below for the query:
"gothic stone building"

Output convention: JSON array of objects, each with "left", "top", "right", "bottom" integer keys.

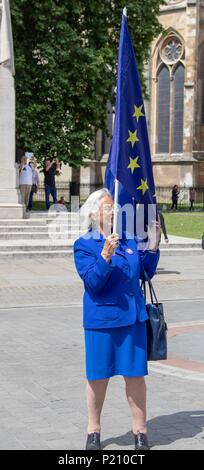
[
  {"left": 147, "top": 0, "right": 204, "bottom": 188},
  {"left": 95, "top": 0, "right": 204, "bottom": 191}
]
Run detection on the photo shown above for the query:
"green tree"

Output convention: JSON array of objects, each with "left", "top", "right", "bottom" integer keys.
[{"left": 11, "top": 0, "right": 164, "bottom": 166}]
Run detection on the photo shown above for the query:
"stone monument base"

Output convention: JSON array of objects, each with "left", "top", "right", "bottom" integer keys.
[
  {"left": 0, "top": 203, "right": 23, "bottom": 219},
  {"left": 0, "top": 185, "right": 23, "bottom": 219}
]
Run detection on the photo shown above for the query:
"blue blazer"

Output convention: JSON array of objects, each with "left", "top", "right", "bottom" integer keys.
[{"left": 74, "top": 229, "right": 160, "bottom": 329}]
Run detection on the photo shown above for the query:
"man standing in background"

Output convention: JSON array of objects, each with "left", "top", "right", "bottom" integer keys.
[{"left": 43, "top": 157, "right": 60, "bottom": 210}]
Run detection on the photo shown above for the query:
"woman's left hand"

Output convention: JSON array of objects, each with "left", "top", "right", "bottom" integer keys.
[{"left": 148, "top": 219, "right": 161, "bottom": 251}]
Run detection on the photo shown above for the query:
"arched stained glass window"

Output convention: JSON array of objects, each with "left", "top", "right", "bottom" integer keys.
[
  {"left": 173, "top": 64, "right": 184, "bottom": 152},
  {"left": 156, "top": 66, "right": 170, "bottom": 153},
  {"left": 155, "top": 32, "right": 185, "bottom": 155}
]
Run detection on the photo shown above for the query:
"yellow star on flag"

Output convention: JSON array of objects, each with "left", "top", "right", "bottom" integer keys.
[
  {"left": 137, "top": 179, "right": 149, "bottom": 195},
  {"left": 126, "top": 130, "right": 139, "bottom": 148},
  {"left": 127, "top": 156, "right": 140, "bottom": 174},
  {"left": 133, "top": 104, "right": 145, "bottom": 122}
]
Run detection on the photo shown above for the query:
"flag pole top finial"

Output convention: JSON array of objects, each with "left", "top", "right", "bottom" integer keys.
[{"left": 123, "top": 7, "right": 127, "bottom": 17}]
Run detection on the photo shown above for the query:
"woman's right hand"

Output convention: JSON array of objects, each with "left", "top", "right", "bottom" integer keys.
[{"left": 101, "top": 233, "right": 119, "bottom": 263}]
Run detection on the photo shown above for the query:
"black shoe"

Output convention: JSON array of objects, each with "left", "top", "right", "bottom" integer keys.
[
  {"left": 86, "top": 432, "right": 101, "bottom": 450},
  {"left": 134, "top": 432, "right": 150, "bottom": 450}
]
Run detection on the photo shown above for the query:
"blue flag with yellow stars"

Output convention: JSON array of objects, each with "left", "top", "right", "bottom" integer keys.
[{"left": 105, "top": 12, "right": 156, "bottom": 221}]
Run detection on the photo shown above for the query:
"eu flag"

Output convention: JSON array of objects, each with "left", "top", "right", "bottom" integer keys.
[{"left": 105, "top": 11, "right": 156, "bottom": 221}]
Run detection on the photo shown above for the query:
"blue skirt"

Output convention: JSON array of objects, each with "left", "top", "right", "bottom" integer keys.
[{"left": 84, "top": 321, "right": 148, "bottom": 380}]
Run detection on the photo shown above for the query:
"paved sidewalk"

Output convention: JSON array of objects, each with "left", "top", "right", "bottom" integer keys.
[
  {"left": 0, "top": 253, "right": 203, "bottom": 450},
  {"left": 161, "top": 234, "right": 201, "bottom": 244}
]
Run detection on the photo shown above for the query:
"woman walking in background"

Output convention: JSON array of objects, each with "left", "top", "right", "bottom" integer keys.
[
  {"left": 171, "top": 185, "right": 180, "bottom": 210},
  {"left": 189, "top": 187, "right": 196, "bottom": 211}
]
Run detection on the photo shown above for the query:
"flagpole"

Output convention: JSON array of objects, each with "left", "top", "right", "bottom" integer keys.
[
  {"left": 113, "top": 179, "right": 119, "bottom": 233},
  {"left": 113, "top": 7, "right": 127, "bottom": 234}
]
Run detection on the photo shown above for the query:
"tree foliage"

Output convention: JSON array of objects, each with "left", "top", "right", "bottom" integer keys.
[{"left": 11, "top": 0, "right": 164, "bottom": 165}]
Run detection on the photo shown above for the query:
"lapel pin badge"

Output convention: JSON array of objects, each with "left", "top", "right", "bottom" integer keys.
[{"left": 126, "top": 248, "right": 134, "bottom": 254}]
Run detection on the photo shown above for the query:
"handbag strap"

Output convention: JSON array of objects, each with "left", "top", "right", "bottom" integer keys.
[
  {"left": 141, "top": 271, "right": 159, "bottom": 305},
  {"left": 141, "top": 278, "right": 147, "bottom": 301}
]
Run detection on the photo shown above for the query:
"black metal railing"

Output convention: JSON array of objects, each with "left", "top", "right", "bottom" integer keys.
[
  {"left": 156, "top": 186, "right": 204, "bottom": 212},
  {"left": 33, "top": 183, "right": 204, "bottom": 211},
  {"left": 34, "top": 182, "right": 103, "bottom": 204}
]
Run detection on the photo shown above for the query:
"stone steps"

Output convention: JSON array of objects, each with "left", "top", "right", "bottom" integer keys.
[
  {"left": 0, "top": 233, "right": 74, "bottom": 240},
  {"left": 0, "top": 213, "right": 202, "bottom": 258},
  {"left": 0, "top": 214, "right": 78, "bottom": 257},
  {"left": 0, "top": 214, "right": 82, "bottom": 247},
  {"left": 0, "top": 230, "right": 82, "bottom": 239},
  {"left": 0, "top": 218, "right": 79, "bottom": 226},
  {"left": 0, "top": 240, "right": 72, "bottom": 251},
  {"left": 0, "top": 222, "right": 80, "bottom": 230},
  {"left": 0, "top": 220, "right": 46, "bottom": 226},
  {"left": 0, "top": 247, "right": 202, "bottom": 259},
  {"left": 0, "top": 250, "right": 72, "bottom": 259},
  {"left": 0, "top": 226, "right": 49, "bottom": 232}
]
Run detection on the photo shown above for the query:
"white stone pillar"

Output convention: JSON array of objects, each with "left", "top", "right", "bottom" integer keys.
[
  {"left": 0, "top": 67, "right": 23, "bottom": 217},
  {"left": 0, "top": 0, "right": 23, "bottom": 218}
]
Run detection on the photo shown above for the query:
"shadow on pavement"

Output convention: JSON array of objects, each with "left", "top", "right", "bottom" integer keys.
[
  {"left": 101, "top": 410, "right": 204, "bottom": 449},
  {"left": 157, "top": 268, "right": 181, "bottom": 275},
  {"left": 101, "top": 430, "right": 134, "bottom": 450},
  {"left": 148, "top": 410, "right": 204, "bottom": 447}
]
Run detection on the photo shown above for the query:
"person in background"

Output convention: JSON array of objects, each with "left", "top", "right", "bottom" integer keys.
[
  {"left": 27, "top": 158, "right": 40, "bottom": 212},
  {"left": 43, "top": 157, "right": 60, "bottom": 210},
  {"left": 202, "top": 234, "right": 204, "bottom": 250},
  {"left": 58, "top": 196, "right": 66, "bottom": 206},
  {"left": 19, "top": 155, "right": 33, "bottom": 218},
  {"left": 171, "top": 185, "right": 179, "bottom": 210},
  {"left": 158, "top": 210, "right": 169, "bottom": 244},
  {"left": 189, "top": 187, "right": 196, "bottom": 211}
]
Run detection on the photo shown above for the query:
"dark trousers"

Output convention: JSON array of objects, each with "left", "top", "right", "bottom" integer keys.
[
  {"left": 27, "top": 190, "right": 34, "bottom": 211},
  {"left": 171, "top": 200, "right": 178, "bottom": 210},
  {"left": 45, "top": 184, "right": 57, "bottom": 210},
  {"left": 189, "top": 200, "right": 194, "bottom": 211}
]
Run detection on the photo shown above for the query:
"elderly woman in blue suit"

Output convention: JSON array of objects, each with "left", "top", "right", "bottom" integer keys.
[{"left": 74, "top": 188, "right": 160, "bottom": 451}]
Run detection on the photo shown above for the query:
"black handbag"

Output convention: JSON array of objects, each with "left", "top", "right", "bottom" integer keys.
[
  {"left": 31, "top": 184, "right": 38, "bottom": 193},
  {"left": 141, "top": 274, "right": 168, "bottom": 361}
]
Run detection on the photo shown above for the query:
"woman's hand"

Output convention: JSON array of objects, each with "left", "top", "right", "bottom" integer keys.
[
  {"left": 101, "top": 233, "right": 119, "bottom": 263},
  {"left": 148, "top": 219, "right": 161, "bottom": 252}
]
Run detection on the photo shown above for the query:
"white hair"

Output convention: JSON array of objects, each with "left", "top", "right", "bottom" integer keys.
[{"left": 79, "top": 188, "right": 113, "bottom": 232}]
